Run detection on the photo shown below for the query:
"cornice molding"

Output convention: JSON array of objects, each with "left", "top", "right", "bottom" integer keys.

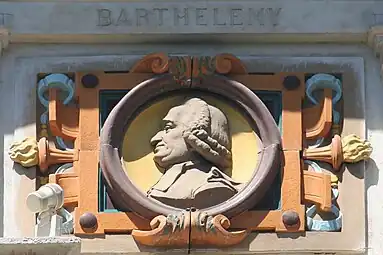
[{"left": 3, "top": 25, "right": 383, "bottom": 73}]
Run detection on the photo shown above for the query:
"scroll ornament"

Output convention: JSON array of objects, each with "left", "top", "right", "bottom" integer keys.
[
  {"left": 37, "top": 73, "right": 75, "bottom": 149},
  {"left": 132, "top": 210, "right": 249, "bottom": 247},
  {"left": 304, "top": 73, "right": 343, "bottom": 140},
  {"left": 9, "top": 137, "right": 77, "bottom": 172},
  {"left": 305, "top": 73, "right": 342, "bottom": 126},
  {"left": 303, "top": 134, "right": 372, "bottom": 171}
]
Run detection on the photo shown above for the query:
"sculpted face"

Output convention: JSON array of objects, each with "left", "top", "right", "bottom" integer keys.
[
  {"left": 150, "top": 97, "right": 233, "bottom": 171},
  {"left": 150, "top": 105, "right": 192, "bottom": 168}
]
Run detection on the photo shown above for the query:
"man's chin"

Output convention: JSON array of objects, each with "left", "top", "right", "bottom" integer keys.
[{"left": 153, "top": 156, "right": 168, "bottom": 169}]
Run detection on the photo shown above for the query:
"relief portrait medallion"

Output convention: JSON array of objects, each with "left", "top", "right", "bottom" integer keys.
[
  {"left": 100, "top": 75, "right": 281, "bottom": 219},
  {"left": 147, "top": 98, "right": 245, "bottom": 208}
]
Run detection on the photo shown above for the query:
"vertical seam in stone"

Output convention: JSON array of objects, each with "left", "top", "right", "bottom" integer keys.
[
  {"left": 189, "top": 56, "right": 194, "bottom": 89},
  {"left": 188, "top": 209, "right": 192, "bottom": 254}
]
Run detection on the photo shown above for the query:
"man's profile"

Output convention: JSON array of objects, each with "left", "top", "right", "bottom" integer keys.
[{"left": 147, "top": 97, "right": 244, "bottom": 208}]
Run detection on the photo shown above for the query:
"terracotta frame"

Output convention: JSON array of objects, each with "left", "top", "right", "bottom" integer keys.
[
  {"left": 72, "top": 59, "right": 306, "bottom": 234},
  {"left": 19, "top": 53, "right": 362, "bottom": 253},
  {"left": 100, "top": 75, "right": 282, "bottom": 219},
  {"left": 228, "top": 72, "right": 306, "bottom": 232},
  {"left": 73, "top": 71, "right": 155, "bottom": 235}
]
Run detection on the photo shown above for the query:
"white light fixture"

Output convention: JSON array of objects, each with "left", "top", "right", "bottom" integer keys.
[
  {"left": 26, "top": 183, "right": 65, "bottom": 237},
  {"left": 27, "top": 183, "right": 64, "bottom": 213}
]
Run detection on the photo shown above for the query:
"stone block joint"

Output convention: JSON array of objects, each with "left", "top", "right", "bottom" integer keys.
[{"left": 0, "top": 28, "right": 9, "bottom": 55}]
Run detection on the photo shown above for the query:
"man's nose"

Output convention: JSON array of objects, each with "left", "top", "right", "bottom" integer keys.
[{"left": 150, "top": 131, "right": 163, "bottom": 146}]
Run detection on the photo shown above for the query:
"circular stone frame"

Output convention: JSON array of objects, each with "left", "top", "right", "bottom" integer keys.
[{"left": 100, "top": 74, "right": 282, "bottom": 219}]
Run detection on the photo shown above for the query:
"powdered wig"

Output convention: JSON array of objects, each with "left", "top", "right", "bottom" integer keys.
[{"left": 180, "top": 98, "right": 232, "bottom": 170}]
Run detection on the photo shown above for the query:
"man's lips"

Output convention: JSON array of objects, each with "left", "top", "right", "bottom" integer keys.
[{"left": 154, "top": 143, "right": 165, "bottom": 153}]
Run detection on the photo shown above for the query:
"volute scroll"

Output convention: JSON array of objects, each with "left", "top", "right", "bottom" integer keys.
[
  {"left": 130, "top": 53, "right": 170, "bottom": 74},
  {"left": 132, "top": 210, "right": 249, "bottom": 247}
]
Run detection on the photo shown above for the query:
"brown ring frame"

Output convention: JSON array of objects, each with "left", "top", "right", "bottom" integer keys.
[{"left": 100, "top": 74, "right": 282, "bottom": 220}]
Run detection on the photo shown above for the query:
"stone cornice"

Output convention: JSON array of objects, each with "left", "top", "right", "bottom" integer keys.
[
  {"left": 0, "top": 1, "right": 379, "bottom": 42},
  {"left": 0, "top": 3, "right": 383, "bottom": 78}
]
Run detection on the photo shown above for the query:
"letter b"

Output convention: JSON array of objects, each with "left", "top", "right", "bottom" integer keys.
[{"left": 98, "top": 9, "right": 112, "bottom": 26}]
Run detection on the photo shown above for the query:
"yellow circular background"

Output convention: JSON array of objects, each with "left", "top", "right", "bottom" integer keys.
[{"left": 121, "top": 95, "right": 260, "bottom": 192}]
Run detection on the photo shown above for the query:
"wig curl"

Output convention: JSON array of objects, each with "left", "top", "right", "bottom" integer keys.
[{"left": 181, "top": 98, "right": 232, "bottom": 170}]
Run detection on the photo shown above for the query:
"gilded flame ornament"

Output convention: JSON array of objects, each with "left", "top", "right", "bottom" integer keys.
[{"left": 9, "top": 137, "right": 38, "bottom": 167}]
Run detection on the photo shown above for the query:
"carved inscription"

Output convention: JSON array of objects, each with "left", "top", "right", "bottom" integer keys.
[{"left": 97, "top": 7, "right": 281, "bottom": 27}]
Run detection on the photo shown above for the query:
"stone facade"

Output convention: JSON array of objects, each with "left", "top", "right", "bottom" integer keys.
[{"left": 1, "top": 0, "right": 383, "bottom": 254}]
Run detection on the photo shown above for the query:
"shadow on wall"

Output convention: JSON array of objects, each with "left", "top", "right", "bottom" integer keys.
[
  {"left": 13, "top": 163, "right": 35, "bottom": 181},
  {"left": 364, "top": 158, "right": 379, "bottom": 250},
  {"left": 365, "top": 158, "right": 379, "bottom": 189}
]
